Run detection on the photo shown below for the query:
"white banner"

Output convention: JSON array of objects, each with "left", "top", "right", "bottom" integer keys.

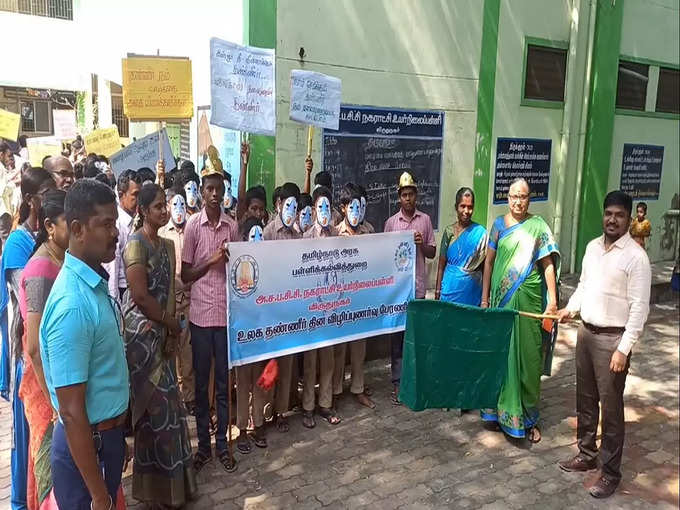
[
  {"left": 289, "top": 70, "right": 341, "bottom": 130},
  {"left": 209, "top": 38, "right": 275, "bottom": 136},
  {"left": 110, "top": 128, "right": 175, "bottom": 178},
  {"left": 52, "top": 109, "right": 77, "bottom": 140},
  {"left": 227, "top": 232, "right": 415, "bottom": 367}
]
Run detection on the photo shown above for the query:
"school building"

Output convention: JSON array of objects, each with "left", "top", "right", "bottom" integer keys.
[{"left": 245, "top": 0, "right": 679, "bottom": 276}]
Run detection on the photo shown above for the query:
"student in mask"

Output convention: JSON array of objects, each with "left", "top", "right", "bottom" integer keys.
[
  {"left": 181, "top": 169, "right": 201, "bottom": 217},
  {"left": 301, "top": 185, "right": 342, "bottom": 428},
  {"left": 160, "top": 185, "right": 195, "bottom": 415},
  {"left": 263, "top": 182, "right": 301, "bottom": 433},
  {"left": 223, "top": 171, "right": 235, "bottom": 217},
  {"left": 296, "top": 193, "right": 313, "bottom": 235},
  {"left": 235, "top": 216, "right": 269, "bottom": 454}
]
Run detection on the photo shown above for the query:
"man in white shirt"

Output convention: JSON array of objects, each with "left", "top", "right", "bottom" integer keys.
[
  {"left": 557, "top": 190, "right": 651, "bottom": 499},
  {"left": 105, "top": 169, "right": 140, "bottom": 301}
]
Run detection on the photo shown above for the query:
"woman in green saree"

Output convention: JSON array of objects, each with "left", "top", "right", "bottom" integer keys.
[
  {"left": 480, "top": 178, "right": 559, "bottom": 442},
  {"left": 123, "top": 183, "right": 197, "bottom": 508}
]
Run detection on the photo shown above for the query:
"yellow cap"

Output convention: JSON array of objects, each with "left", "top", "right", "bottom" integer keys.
[
  {"left": 398, "top": 171, "right": 417, "bottom": 191},
  {"left": 201, "top": 145, "right": 224, "bottom": 177}
]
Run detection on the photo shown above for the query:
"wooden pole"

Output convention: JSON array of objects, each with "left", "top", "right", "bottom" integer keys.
[
  {"left": 518, "top": 310, "right": 560, "bottom": 321},
  {"left": 306, "top": 126, "right": 314, "bottom": 158}
]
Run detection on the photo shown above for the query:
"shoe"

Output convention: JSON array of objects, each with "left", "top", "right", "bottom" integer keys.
[
  {"left": 558, "top": 455, "right": 598, "bottom": 472},
  {"left": 589, "top": 473, "right": 618, "bottom": 498}
]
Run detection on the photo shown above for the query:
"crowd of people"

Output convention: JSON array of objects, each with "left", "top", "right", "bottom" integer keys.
[{"left": 0, "top": 135, "right": 652, "bottom": 509}]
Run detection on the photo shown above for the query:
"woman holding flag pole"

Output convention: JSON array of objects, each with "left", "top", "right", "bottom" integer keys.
[{"left": 480, "top": 177, "right": 560, "bottom": 443}]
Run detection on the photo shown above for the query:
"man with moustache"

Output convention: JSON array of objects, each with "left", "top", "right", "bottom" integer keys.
[
  {"left": 40, "top": 179, "right": 129, "bottom": 510},
  {"left": 557, "top": 190, "right": 651, "bottom": 498},
  {"left": 44, "top": 156, "right": 76, "bottom": 191}
]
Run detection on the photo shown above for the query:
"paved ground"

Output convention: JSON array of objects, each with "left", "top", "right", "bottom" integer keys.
[{"left": 1, "top": 299, "right": 678, "bottom": 509}]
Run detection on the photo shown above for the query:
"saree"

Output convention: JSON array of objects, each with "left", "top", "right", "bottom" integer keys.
[
  {"left": 481, "top": 215, "right": 560, "bottom": 438},
  {"left": 440, "top": 222, "right": 487, "bottom": 305},
  {"left": 123, "top": 232, "right": 196, "bottom": 507}
]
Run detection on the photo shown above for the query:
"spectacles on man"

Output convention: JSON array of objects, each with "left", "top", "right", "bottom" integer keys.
[{"left": 508, "top": 194, "right": 529, "bottom": 202}]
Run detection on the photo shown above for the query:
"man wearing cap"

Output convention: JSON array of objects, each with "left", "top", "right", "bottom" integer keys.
[{"left": 384, "top": 172, "right": 436, "bottom": 404}]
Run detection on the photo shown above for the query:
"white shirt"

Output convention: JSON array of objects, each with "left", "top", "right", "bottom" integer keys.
[
  {"left": 104, "top": 205, "right": 135, "bottom": 301},
  {"left": 567, "top": 233, "right": 651, "bottom": 355}
]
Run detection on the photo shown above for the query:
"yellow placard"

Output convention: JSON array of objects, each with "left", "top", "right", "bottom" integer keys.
[
  {"left": 0, "top": 109, "right": 21, "bottom": 142},
  {"left": 122, "top": 57, "right": 193, "bottom": 120},
  {"left": 26, "top": 138, "right": 62, "bottom": 167},
  {"left": 85, "top": 126, "right": 121, "bottom": 157}
]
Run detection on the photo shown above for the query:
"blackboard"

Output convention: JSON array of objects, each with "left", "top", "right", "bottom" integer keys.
[
  {"left": 620, "top": 143, "right": 664, "bottom": 200},
  {"left": 493, "top": 137, "right": 551, "bottom": 204},
  {"left": 323, "top": 105, "right": 444, "bottom": 231}
]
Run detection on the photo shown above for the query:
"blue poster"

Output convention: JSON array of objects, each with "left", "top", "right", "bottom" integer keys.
[{"left": 227, "top": 232, "right": 415, "bottom": 367}]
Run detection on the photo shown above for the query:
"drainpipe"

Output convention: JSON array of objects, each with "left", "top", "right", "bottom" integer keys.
[
  {"left": 553, "top": 0, "right": 581, "bottom": 251},
  {"left": 569, "top": 0, "right": 597, "bottom": 274}
]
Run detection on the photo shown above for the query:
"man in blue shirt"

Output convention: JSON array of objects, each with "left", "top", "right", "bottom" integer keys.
[{"left": 40, "top": 179, "right": 129, "bottom": 510}]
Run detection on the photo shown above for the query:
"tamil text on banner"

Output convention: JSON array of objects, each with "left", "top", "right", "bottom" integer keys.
[
  {"left": 227, "top": 232, "right": 415, "bottom": 367},
  {"left": 122, "top": 57, "right": 193, "bottom": 120},
  {"left": 0, "top": 109, "right": 20, "bottom": 141},
  {"left": 289, "top": 70, "right": 341, "bottom": 130},
  {"left": 210, "top": 37, "right": 275, "bottom": 135},
  {"left": 26, "top": 137, "right": 62, "bottom": 167},
  {"left": 399, "top": 301, "right": 515, "bottom": 411},
  {"left": 85, "top": 126, "right": 121, "bottom": 157},
  {"left": 52, "top": 109, "right": 77, "bottom": 140},
  {"left": 110, "top": 128, "right": 175, "bottom": 178}
]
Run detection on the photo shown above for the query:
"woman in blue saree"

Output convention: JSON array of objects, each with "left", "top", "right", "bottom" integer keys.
[
  {"left": 435, "top": 187, "right": 487, "bottom": 305},
  {"left": 0, "top": 167, "right": 56, "bottom": 510},
  {"left": 480, "top": 178, "right": 559, "bottom": 443}
]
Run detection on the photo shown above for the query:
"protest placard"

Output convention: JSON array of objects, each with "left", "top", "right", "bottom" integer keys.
[
  {"left": 26, "top": 137, "right": 62, "bottom": 167},
  {"left": 227, "top": 232, "right": 415, "bottom": 367},
  {"left": 289, "top": 70, "right": 341, "bottom": 130},
  {"left": 0, "top": 109, "right": 21, "bottom": 141},
  {"left": 110, "top": 128, "right": 175, "bottom": 178},
  {"left": 210, "top": 38, "right": 275, "bottom": 135},
  {"left": 85, "top": 126, "right": 121, "bottom": 157},
  {"left": 52, "top": 109, "right": 77, "bottom": 140},
  {"left": 122, "top": 57, "right": 194, "bottom": 120}
]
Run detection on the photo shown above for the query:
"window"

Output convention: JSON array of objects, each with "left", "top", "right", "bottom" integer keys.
[
  {"left": 1, "top": 0, "right": 73, "bottom": 20},
  {"left": 111, "top": 95, "right": 129, "bottom": 138},
  {"left": 616, "top": 61, "right": 648, "bottom": 111},
  {"left": 21, "top": 99, "right": 50, "bottom": 133},
  {"left": 523, "top": 44, "right": 568, "bottom": 103},
  {"left": 656, "top": 67, "right": 679, "bottom": 114}
]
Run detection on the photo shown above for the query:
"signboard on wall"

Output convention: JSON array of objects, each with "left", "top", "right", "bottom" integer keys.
[
  {"left": 322, "top": 105, "right": 444, "bottom": 231},
  {"left": 289, "top": 70, "right": 341, "bottom": 130},
  {"left": 620, "top": 143, "right": 664, "bottom": 200},
  {"left": 493, "top": 137, "right": 551, "bottom": 204}
]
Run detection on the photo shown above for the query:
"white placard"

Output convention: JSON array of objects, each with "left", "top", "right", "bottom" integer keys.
[
  {"left": 110, "top": 128, "right": 175, "bottom": 178},
  {"left": 52, "top": 109, "right": 77, "bottom": 140},
  {"left": 289, "top": 70, "right": 341, "bottom": 130},
  {"left": 209, "top": 38, "right": 275, "bottom": 136}
]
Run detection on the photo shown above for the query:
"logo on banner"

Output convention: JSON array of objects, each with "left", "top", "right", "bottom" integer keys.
[
  {"left": 394, "top": 241, "right": 414, "bottom": 272},
  {"left": 231, "top": 255, "right": 260, "bottom": 297}
]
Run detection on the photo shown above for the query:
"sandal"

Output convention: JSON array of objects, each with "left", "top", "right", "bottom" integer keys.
[
  {"left": 250, "top": 426, "right": 267, "bottom": 448},
  {"left": 355, "top": 392, "right": 376, "bottom": 409},
  {"left": 364, "top": 386, "right": 373, "bottom": 397},
  {"left": 193, "top": 450, "right": 212, "bottom": 473},
  {"left": 302, "top": 410, "right": 316, "bottom": 429},
  {"left": 527, "top": 426, "right": 541, "bottom": 444},
  {"left": 275, "top": 414, "right": 289, "bottom": 433},
  {"left": 237, "top": 431, "right": 252, "bottom": 454},
  {"left": 318, "top": 407, "right": 342, "bottom": 425},
  {"left": 217, "top": 449, "right": 238, "bottom": 473},
  {"left": 391, "top": 390, "right": 402, "bottom": 406}
]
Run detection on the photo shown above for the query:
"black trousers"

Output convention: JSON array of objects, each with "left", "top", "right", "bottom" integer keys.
[
  {"left": 190, "top": 324, "right": 229, "bottom": 454},
  {"left": 576, "top": 325, "right": 631, "bottom": 481}
]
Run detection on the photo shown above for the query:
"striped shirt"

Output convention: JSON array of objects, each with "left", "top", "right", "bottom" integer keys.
[{"left": 182, "top": 208, "right": 239, "bottom": 328}]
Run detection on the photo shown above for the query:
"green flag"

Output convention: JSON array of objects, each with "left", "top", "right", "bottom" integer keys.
[{"left": 399, "top": 300, "right": 516, "bottom": 411}]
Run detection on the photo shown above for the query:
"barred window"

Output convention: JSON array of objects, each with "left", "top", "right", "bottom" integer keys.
[
  {"left": 1, "top": 0, "right": 73, "bottom": 20},
  {"left": 656, "top": 67, "right": 679, "bottom": 114},
  {"left": 524, "top": 45, "right": 567, "bottom": 102},
  {"left": 616, "top": 61, "right": 649, "bottom": 111}
]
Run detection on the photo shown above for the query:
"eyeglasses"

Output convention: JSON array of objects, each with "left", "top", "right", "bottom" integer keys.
[{"left": 508, "top": 194, "right": 529, "bottom": 202}]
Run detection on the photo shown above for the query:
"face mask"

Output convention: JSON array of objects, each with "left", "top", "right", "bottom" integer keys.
[
  {"left": 184, "top": 181, "right": 199, "bottom": 208},
  {"left": 299, "top": 205, "right": 313, "bottom": 231},
  {"left": 223, "top": 180, "right": 233, "bottom": 209},
  {"left": 346, "top": 198, "right": 361, "bottom": 228},
  {"left": 280, "top": 196, "right": 298, "bottom": 228},
  {"left": 248, "top": 225, "right": 263, "bottom": 242},
  {"left": 359, "top": 196, "right": 367, "bottom": 223},
  {"left": 316, "top": 196, "right": 331, "bottom": 228},
  {"left": 170, "top": 194, "right": 186, "bottom": 225}
]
